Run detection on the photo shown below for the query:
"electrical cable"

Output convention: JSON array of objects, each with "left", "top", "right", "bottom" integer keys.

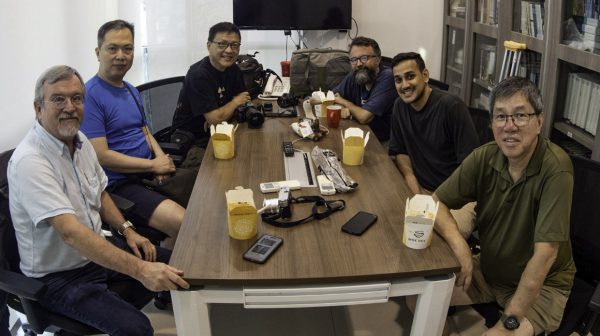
[
  {"left": 289, "top": 32, "right": 301, "bottom": 50},
  {"left": 347, "top": 17, "right": 359, "bottom": 40}
]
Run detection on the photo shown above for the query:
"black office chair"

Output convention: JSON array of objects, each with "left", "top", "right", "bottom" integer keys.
[
  {"left": 470, "top": 154, "right": 600, "bottom": 335},
  {"left": 137, "top": 76, "right": 188, "bottom": 164},
  {"left": 428, "top": 78, "right": 450, "bottom": 91},
  {"left": 380, "top": 56, "right": 449, "bottom": 91},
  {"left": 468, "top": 107, "right": 494, "bottom": 145},
  {"left": 0, "top": 149, "right": 103, "bottom": 336}
]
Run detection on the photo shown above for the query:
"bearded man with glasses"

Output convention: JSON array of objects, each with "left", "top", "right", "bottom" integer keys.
[
  {"left": 172, "top": 21, "right": 249, "bottom": 166},
  {"left": 331, "top": 36, "right": 397, "bottom": 142},
  {"left": 428, "top": 76, "right": 575, "bottom": 335}
]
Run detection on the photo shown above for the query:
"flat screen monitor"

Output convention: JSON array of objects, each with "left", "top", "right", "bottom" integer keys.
[{"left": 233, "top": 0, "right": 352, "bottom": 30}]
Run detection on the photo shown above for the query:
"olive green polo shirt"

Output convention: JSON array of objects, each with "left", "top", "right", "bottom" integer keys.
[{"left": 436, "top": 136, "right": 575, "bottom": 291}]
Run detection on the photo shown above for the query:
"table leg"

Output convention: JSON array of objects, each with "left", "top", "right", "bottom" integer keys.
[
  {"left": 410, "top": 274, "right": 455, "bottom": 336},
  {"left": 172, "top": 290, "right": 213, "bottom": 336}
]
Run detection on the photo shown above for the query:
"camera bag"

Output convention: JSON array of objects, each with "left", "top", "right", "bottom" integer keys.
[
  {"left": 237, "top": 52, "right": 275, "bottom": 99},
  {"left": 290, "top": 48, "right": 351, "bottom": 97}
]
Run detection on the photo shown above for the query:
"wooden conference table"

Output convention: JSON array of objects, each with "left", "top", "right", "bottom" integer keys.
[{"left": 169, "top": 116, "right": 460, "bottom": 335}]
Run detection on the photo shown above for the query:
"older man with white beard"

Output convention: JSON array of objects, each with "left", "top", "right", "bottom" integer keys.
[
  {"left": 8, "top": 65, "right": 189, "bottom": 335},
  {"left": 332, "top": 36, "right": 397, "bottom": 142}
]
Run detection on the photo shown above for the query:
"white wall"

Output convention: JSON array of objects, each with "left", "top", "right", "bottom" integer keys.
[{"left": 0, "top": 0, "right": 443, "bottom": 152}]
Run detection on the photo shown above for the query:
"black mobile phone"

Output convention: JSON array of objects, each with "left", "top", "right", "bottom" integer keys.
[
  {"left": 341, "top": 211, "right": 378, "bottom": 236},
  {"left": 243, "top": 234, "right": 283, "bottom": 264}
]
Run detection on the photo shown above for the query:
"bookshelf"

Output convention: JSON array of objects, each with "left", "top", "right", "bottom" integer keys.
[{"left": 442, "top": 0, "right": 600, "bottom": 161}]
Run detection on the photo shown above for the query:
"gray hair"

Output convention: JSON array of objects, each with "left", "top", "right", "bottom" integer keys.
[
  {"left": 34, "top": 65, "right": 85, "bottom": 105},
  {"left": 490, "top": 76, "right": 543, "bottom": 115}
]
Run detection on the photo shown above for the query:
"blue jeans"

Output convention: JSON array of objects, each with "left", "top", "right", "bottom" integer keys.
[{"left": 37, "top": 236, "right": 171, "bottom": 336}]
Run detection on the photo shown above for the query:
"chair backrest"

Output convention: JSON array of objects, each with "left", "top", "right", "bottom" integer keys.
[
  {"left": 137, "top": 76, "right": 185, "bottom": 137},
  {"left": 0, "top": 149, "right": 19, "bottom": 273},
  {"left": 569, "top": 155, "right": 600, "bottom": 282},
  {"left": 428, "top": 78, "right": 450, "bottom": 91},
  {"left": 379, "top": 56, "right": 449, "bottom": 91},
  {"left": 469, "top": 107, "right": 494, "bottom": 145}
]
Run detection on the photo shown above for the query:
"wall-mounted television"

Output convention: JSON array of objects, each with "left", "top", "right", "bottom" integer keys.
[{"left": 233, "top": 0, "right": 352, "bottom": 31}]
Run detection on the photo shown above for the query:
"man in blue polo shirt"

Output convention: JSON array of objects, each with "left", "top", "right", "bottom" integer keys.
[
  {"left": 332, "top": 36, "right": 397, "bottom": 142},
  {"left": 81, "top": 20, "right": 185, "bottom": 247}
]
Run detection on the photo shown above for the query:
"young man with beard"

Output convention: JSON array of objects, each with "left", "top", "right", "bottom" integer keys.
[
  {"left": 81, "top": 20, "right": 184, "bottom": 248},
  {"left": 332, "top": 36, "right": 397, "bottom": 142},
  {"left": 431, "top": 77, "right": 575, "bottom": 335},
  {"left": 172, "top": 21, "right": 249, "bottom": 164},
  {"left": 388, "top": 52, "right": 479, "bottom": 238},
  {"left": 8, "top": 65, "right": 189, "bottom": 335}
]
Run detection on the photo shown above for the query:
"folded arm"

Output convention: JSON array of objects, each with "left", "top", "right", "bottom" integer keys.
[
  {"left": 204, "top": 91, "right": 250, "bottom": 125},
  {"left": 334, "top": 94, "right": 374, "bottom": 124}
]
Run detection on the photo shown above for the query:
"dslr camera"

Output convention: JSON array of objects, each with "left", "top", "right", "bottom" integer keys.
[
  {"left": 261, "top": 187, "right": 293, "bottom": 219},
  {"left": 236, "top": 103, "right": 265, "bottom": 129},
  {"left": 277, "top": 93, "right": 299, "bottom": 108}
]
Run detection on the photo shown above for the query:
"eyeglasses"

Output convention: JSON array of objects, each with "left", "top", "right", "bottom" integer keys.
[
  {"left": 492, "top": 112, "right": 538, "bottom": 127},
  {"left": 210, "top": 40, "right": 241, "bottom": 50},
  {"left": 45, "top": 95, "right": 84, "bottom": 108},
  {"left": 349, "top": 55, "right": 377, "bottom": 64}
]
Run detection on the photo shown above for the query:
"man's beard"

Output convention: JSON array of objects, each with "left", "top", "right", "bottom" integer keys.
[{"left": 353, "top": 67, "right": 377, "bottom": 86}]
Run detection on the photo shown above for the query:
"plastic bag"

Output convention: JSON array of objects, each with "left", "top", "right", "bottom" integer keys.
[
  {"left": 311, "top": 146, "right": 358, "bottom": 193},
  {"left": 562, "top": 18, "right": 588, "bottom": 51}
]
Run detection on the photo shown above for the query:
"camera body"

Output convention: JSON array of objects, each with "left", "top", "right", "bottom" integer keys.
[
  {"left": 236, "top": 103, "right": 265, "bottom": 128},
  {"left": 262, "top": 187, "right": 293, "bottom": 219},
  {"left": 277, "top": 93, "right": 298, "bottom": 108}
]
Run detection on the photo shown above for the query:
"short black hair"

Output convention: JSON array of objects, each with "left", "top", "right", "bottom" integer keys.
[
  {"left": 97, "top": 20, "right": 134, "bottom": 48},
  {"left": 208, "top": 22, "right": 241, "bottom": 42},
  {"left": 391, "top": 52, "right": 426, "bottom": 72},
  {"left": 490, "top": 76, "right": 543, "bottom": 115},
  {"left": 349, "top": 36, "right": 381, "bottom": 58}
]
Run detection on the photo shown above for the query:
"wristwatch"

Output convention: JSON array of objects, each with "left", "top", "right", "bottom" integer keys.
[
  {"left": 117, "top": 220, "right": 135, "bottom": 236},
  {"left": 500, "top": 314, "right": 520, "bottom": 330}
]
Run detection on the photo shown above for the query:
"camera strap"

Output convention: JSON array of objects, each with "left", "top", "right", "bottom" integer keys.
[{"left": 261, "top": 195, "right": 346, "bottom": 228}]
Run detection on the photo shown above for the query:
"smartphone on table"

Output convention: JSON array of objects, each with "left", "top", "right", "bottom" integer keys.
[{"left": 341, "top": 211, "right": 377, "bottom": 236}]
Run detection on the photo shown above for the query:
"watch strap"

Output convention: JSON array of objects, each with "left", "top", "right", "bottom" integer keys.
[{"left": 117, "top": 220, "right": 135, "bottom": 236}]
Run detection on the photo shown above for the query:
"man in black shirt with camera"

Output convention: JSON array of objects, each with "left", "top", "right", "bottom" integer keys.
[{"left": 172, "top": 22, "right": 249, "bottom": 167}]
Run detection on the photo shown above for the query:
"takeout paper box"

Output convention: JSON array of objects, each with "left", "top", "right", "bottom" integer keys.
[
  {"left": 312, "top": 90, "right": 335, "bottom": 117},
  {"left": 341, "top": 127, "right": 370, "bottom": 166},
  {"left": 210, "top": 122, "right": 238, "bottom": 159},
  {"left": 403, "top": 194, "right": 439, "bottom": 249},
  {"left": 225, "top": 186, "right": 257, "bottom": 240}
]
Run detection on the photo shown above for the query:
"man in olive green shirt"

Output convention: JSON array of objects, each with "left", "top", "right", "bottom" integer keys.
[{"left": 433, "top": 77, "right": 575, "bottom": 335}]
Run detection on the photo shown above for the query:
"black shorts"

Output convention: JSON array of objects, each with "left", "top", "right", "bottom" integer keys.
[{"left": 110, "top": 182, "right": 167, "bottom": 228}]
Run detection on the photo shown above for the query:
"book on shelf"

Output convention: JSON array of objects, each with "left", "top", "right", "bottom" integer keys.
[
  {"left": 478, "top": 0, "right": 497, "bottom": 25},
  {"left": 479, "top": 44, "right": 496, "bottom": 84},
  {"left": 520, "top": 1, "right": 544, "bottom": 38},
  {"left": 564, "top": 72, "right": 600, "bottom": 135},
  {"left": 450, "top": 0, "right": 466, "bottom": 18}
]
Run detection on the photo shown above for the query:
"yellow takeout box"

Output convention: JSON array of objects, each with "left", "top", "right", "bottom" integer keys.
[
  {"left": 403, "top": 194, "right": 439, "bottom": 249},
  {"left": 311, "top": 90, "right": 335, "bottom": 118},
  {"left": 225, "top": 186, "right": 257, "bottom": 240},
  {"left": 341, "top": 127, "right": 370, "bottom": 166},
  {"left": 210, "top": 122, "right": 238, "bottom": 159}
]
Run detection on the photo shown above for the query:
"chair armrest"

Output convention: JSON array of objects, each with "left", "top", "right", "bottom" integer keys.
[
  {"left": 590, "top": 281, "right": 600, "bottom": 312},
  {"left": 0, "top": 269, "right": 47, "bottom": 301},
  {"left": 110, "top": 193, "right": 135, "bottom": 214},
  {"left": 159, "top": 142, "right": 185, "bottom": 155}
]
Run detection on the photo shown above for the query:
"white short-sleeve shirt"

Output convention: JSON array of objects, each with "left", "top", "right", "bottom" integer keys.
[{"left": 8, "top": 122, "right": 108, "bottom": 278}]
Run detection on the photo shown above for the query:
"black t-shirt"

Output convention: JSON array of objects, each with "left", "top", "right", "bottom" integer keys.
[
  {"left": 172, "top": 56, "right": 246, "bottom": 140},
  {"left": 388, "top": 89, "right": 480, "bottom": 190}
]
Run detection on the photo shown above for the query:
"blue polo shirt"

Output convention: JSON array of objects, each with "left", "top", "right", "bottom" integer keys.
[{"left": 81, "top": 75, "right": 152, "bottom": 186}]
